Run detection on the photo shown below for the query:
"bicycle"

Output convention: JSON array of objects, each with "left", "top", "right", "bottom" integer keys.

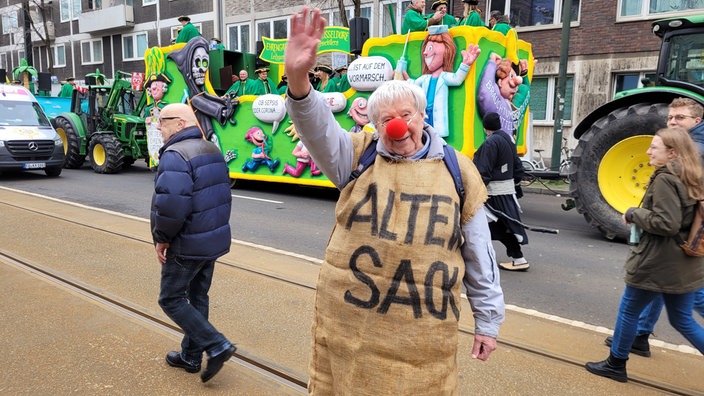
[{"left": 520, "top": 138, "right": 572, "bottom": 186}]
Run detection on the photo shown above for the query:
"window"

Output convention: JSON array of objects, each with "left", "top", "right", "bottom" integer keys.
[
  {"left": 81, "top": 39, "right": 103, "bottom": 65},
  {"left": 122, "top": 32, "right": 148, "bottom": 60},
  {"left": 142, "top": 0, "right": 156, "bottom": 5},
  {"left": 529, "top": 75, "right": 574, "bottom": 122},
  {"left": 380, "top": 1, "right": 412, "bottom": 36},
  {"left": 227, "top": 23, "right": 250, "bottom": 53},
  {"left": 613, "top": 72, "right": 657, "bottom": 95},
  {"left": 662, "top": 32, "right": 704, "bottom": 87},
  {"left": 0, "top": 53, "right": 7, "bottom": 70},
  {"left": 87, "top": 0, "right": 102, "bottom": 11},
  {"left": 52, "top": 45, "right": 66, "bottom": 67},
  {"left": 327, "top": 5, "right": 373, "bottom": 27},
  {"left": 2, "top": 12, "right": 18, "bottom": 34},
  {"left": 256, "top": 17, "right": 288, "bottom": 41},
  {"left": 619, "top": 0, "right": 704, "bottom": 18},
  {"left": 489, "top": 0, "right": 580, "bottom": 28},
  {"left": 60, "top": 0, "right": 81, "bottom": 22}
]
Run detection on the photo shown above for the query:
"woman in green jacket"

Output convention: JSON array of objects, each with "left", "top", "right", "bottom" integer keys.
[{"left": 586, "top": 127, "right": 704, "bottom": 383}]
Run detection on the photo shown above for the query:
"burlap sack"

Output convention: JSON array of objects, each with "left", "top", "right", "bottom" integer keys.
[{"left": 309, "top": 133, "right": 486, "bottom": 395}]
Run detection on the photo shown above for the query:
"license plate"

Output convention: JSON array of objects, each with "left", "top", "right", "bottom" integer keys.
[{"left": 23, "top": 162, "right": 46, "bottom": 169}]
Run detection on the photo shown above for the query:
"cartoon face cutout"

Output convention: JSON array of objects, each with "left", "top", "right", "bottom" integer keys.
[
  {"left": 348, "top": 97, "right": 369, "bottom": 126},
  {"left": 148, "top": 81, "right": 167, "bottom": 102},
  {"left": 423, "top": 41, "right": 446, "bottom": 75},
  {"left": 192, "top": 46, "right": 209, "bottom": 86},
  {"left": 497, "top": 68, "right": 522, "bottom": 101}
]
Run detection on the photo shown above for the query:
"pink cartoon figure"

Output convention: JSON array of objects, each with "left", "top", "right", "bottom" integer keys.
[
  {"left": 282, "top": 141, "right": 322, "bottom": 177},
  {"left": 471, "top": 48, "right": 531, "bottom": 137},
  {"left": 242, "top": 126, "right": 280, "bottom": 172},
  {"left": 403, "top": 25, "right": 477, "bottom": 138},
  {"left": 347, "top": 97, "right": 370, "bottom": 133}
]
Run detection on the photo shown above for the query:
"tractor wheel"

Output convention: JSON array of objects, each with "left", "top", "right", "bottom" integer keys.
[
  {"left": 122, "top": 157, "right": 136, "bottom": 170},
  {"left": 569, "top": 103, "right": 667, "bottom": 240},
  {"left": 88, "top": 134, "right": 125, "bottom": 174},
  {"left": 53, "top": 116, "right": 84, "bottom": 168},
  {"left": 44, "top": 166, "right": 62, "bottom": 177}
]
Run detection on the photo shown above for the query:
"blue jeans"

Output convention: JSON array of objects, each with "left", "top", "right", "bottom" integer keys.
[
  {"left": 158, "top": 256, "right": 231, "bottom": 365},
  {"left": 611, "top": 285, "right": 704, "bottom": 359},
  {"left": 637, "top": 288, "right": 704, "bottom": 335}
]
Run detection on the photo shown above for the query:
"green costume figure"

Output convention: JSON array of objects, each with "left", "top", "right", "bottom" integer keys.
[
  {"left": 489, "top": 11, "right": 513, "bottom": 35},
  {"left": 175, "top": 16, "right": 200, "bottom": 43},
  {"left": 314, "top": 64, "right": 333, "bottom": 92},
  {"left": 58, "top": 77, "right": 75, "bottom": 98},
  {"left": 225, "top": 70, "right": 253, "bottom": 97},
  {"left": 323, "top": 66, "right": 350, "bottom": 93},
  {"left": 458, "top": 0, "right": 485, "bottom": 27},
  {"left": 210, "top": 38, "right": 225, "bottom": 50},
  {"left": 429, "top": 0, "right": 457, "bottom": 27},
  {"left": 401, "top": 0, "right": 442, "bottom": 33},
  {"left": 249, "top": 67, "right": 277, "bottom": 95}
]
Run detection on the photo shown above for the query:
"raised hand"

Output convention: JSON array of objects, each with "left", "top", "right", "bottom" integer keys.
[
  {"left": 462, "top": 43, "right": 481, "bottom": 66},
  {"left": 285, "top": 7, "right": 327, "bottom": 98}
]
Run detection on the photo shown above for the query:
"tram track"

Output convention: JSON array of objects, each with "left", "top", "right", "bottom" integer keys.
[
  {"left": 0, "top": 248, "right": 308, "bottom": 393},
  {"left": 1, "top": 195, "right": 700, "bottom": 394}
]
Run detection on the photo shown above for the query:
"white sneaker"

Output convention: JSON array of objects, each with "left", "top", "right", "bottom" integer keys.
[{"left": 499, "top": 261, "right": 530, "bottom": 271}]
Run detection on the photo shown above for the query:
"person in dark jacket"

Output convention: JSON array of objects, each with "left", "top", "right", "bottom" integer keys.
[
  {"left": 151, "top": 103, "right": 235, "bottom": 383},
  {"left": 473, "top": 112, "right": 529, "bottom": 271},
  {"left": 586, "top": 127, "right": 704, "bottom": 383}
]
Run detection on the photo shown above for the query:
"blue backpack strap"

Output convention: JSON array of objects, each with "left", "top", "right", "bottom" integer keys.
[
  {"left": 442, "top": 144, "right": 465, "bottom": 209},
  {"left": 349, "top": 141, "right": 378, "bottom": 182}
]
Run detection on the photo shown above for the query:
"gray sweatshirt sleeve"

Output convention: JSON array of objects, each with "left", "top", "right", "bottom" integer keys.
[
  {"left": 461, "top": 206, "right": 505, "bottom": 338},
  {"left": 285, "top": 88, "right": 354, "bottom": 189}
]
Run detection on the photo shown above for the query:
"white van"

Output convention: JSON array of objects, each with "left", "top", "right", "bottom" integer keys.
[{"left": 0, "top": 84, "right": 65, "bottom": 176}]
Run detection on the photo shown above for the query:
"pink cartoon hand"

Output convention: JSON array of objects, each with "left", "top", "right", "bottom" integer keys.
[{"left": 463, "top": 43, "right": 481, "bottom": 66}]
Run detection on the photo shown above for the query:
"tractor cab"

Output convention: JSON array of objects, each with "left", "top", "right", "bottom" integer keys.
[{"left": 654, "top": 15, "right": 704, "bottom": 95}]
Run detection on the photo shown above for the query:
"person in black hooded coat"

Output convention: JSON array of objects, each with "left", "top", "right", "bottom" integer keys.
[{"left": 473, "top": 112, "right": 529, "bottom": 271}]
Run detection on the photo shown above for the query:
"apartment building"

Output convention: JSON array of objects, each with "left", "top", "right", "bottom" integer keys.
[{"left": 1, "top": 0, "right": 701, "bottom": 151}]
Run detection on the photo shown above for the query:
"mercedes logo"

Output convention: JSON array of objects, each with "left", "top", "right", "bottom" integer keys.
[{"left": 28, "top": 142, "right": 38, "bottom": 151}]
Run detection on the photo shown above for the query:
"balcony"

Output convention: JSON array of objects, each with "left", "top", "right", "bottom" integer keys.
[{"left": 78, "top": 3, "right": 134, "bottom": 34}]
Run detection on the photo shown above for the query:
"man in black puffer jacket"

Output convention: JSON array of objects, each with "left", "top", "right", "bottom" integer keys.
[{"left": 150, "top": 103, "right": 235, "bottom": 383}]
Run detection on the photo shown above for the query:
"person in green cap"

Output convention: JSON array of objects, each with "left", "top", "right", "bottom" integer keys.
[
  {"left": 175, "top": 16, "right": 201, "bottom": 43},
  {"left": 58, "top": 77, "right": 76, "bottom": 98},
  {"left": 401, "top": 0, "right": 443, "bottom": 33},
  {"left": 428, "top": 0, "right": 457, "bottom": 27},
  {"left": 458, "top": 0, "right": 485, "bottom": 27},
  {"left": 249, "top": 67, "right": 277, "bottom": 95}
]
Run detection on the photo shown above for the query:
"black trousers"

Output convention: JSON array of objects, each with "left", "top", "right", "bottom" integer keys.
[{"left": 489, "top": 221, "right": 524, "bottom": 259}]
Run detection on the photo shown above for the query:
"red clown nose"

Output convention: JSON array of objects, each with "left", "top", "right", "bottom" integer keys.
[{"left": 385, "top": 117, "right": 408, "bottom": 139}]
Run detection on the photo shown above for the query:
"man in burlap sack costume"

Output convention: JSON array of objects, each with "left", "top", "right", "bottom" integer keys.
[{"left": 285, "top": 8, "right": 505, "bottom": 394}]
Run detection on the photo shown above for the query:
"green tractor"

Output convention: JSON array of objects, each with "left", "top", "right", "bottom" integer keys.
[
  {"left": 569, "top": 15, "right": 704, "bottom": 240},
  {"left": 52, "top": 71, "right": 147, "bottom": 174}
]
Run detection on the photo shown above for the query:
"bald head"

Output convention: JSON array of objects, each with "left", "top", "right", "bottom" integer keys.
[{"left": 158, "top": 103, "right": 198, "bottom": 142}]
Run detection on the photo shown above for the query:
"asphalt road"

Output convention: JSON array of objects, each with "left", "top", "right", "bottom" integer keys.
[{"left": 2, "top": 162, "right": 701, "bottom": 347}]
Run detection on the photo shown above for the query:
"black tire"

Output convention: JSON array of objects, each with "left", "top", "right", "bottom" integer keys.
[
  {"left": 53, "top": 116, "right": 84, "bottom": 169},
  {"left": 569, "top": 103, "right": 667, "bottom": 240},
  {"left": 88, "top": 134, "right": 125, "bottom": 174},
  {"left": 122, "top": 157, "right": 136, "bottom": 170},
  {"left": 45, "top": 166, "right": 62, "bottom": 177},
  {"left": 520, "top": 160, "right": 536, "bottom": 186}
]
